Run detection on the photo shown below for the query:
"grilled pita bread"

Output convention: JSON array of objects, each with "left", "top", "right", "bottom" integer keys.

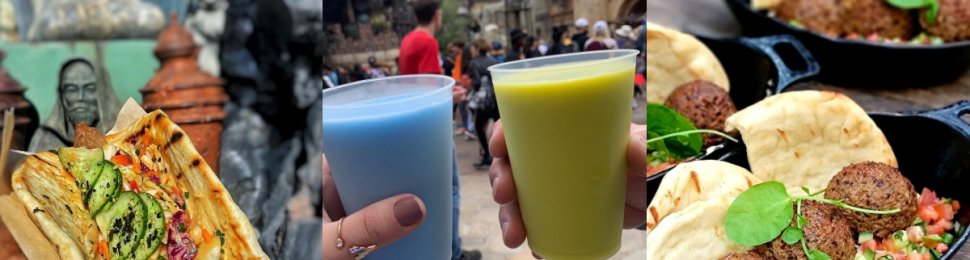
[
  {"left": 647, "top": 196, "right": 750, "bottom": 259},
  {"left": 725, "top": 90, "right": 897, "bottom": 195},
  {"left": 646, "top": 160, "right": 761, "bottom": 231},
  {"left": 646, "top": 22, "right": 730, "bottom": 104},
  {"left": 13, "top": 152, "right": 97, "bottom": 260}
]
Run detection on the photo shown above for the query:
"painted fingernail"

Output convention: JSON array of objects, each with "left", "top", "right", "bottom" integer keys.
[{"left": 394, "top": 196, "right": 422, "bottom": 227}]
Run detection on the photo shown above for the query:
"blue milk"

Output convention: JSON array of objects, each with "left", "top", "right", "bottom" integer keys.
[{"left": 323, "top": 90, "right": 453, "bottom": 260}]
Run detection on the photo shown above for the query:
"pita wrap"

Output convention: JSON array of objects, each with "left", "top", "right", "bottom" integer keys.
[
  {"left": 725, "top": 90, "right": 897, "bottom": 195},
  {"left": 647, "top": 196, "right": 750, "bottom": 259},
  {"left": 646, "top": 23, "right": 729, "bottom": 103},
  {"left": 646, "top": 160, "right": 761, "bottom": 231},
  {"left": 12, "top": 110, "right": 267, "bottom": 260}
]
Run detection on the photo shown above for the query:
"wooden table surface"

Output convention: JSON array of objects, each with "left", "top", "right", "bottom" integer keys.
[{"left": 647, "top": 0, "right": 970, "bottom": 259}]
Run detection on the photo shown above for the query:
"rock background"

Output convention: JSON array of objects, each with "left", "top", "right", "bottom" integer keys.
[{"left": 216, "top": 0, "right": 322, "bottom": 258}]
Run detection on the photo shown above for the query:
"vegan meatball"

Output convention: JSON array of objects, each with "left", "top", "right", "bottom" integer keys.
[
  {"left": 920, "top": 0, "right": 970, "bottom": 41},
  {"left": 776, "top": 0, "right": 843, "bottom": 36},
  {"left": 824, "top": 161, "right": 918, "bottom": 238},
  {"left": 719, "top": 251, "right": 766, "bottom": 260},
  {"left": 839, "top": 0, "right": 915, "bottom": 39},
  {"left": 663, "top": 80, "right": 737, "bottom": 147},
  {"left": 758, "top": 201, "right": 856, "bottom": 260}
]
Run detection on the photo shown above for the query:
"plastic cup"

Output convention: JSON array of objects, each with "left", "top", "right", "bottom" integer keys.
[
  {"left": 488, "top": 50, "right": 639, "bottom": 259},
  {"left": 322, "top": 75, "right": 455, "bottom": 260}
]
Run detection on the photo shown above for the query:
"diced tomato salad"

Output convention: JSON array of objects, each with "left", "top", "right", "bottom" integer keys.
[
  {"left": 647, "top": 161, "right": 675, "bottom": 177},
  {"left": 854, "top": 188, "right": 962, "bottom": 260}
]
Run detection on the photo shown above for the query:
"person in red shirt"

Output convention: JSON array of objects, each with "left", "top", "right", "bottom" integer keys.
[{"left": 399, "top": 1, "right": 443, "bottom": 75}]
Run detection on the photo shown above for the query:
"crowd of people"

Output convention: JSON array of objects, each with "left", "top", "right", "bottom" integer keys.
[{"left": 323, "top": 1, "right": 647, "bottom": 259}]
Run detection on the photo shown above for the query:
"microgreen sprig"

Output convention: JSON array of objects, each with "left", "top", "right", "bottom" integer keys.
[{"left": 646, "top": 129, "right": 739, "bottom": 144}]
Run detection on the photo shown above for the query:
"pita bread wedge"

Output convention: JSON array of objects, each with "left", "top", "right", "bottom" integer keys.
[
  {"left": 752, "top": 0, "right": 782, "bottom": 10},
  {"left": 12, "top": 152, "right": 97, "bottom": 260},
  {"left": 12, "top": 110, "right": 267, "bottom": 260},
  {"left": 647, "top": 196, "right": 749, "bottom": 259},
  {"left": 646, "top": 23, "right": 729, "bottom": 103},
  {"left": 725, "top": 90, "right": 897, "bottom": 195},
  {"left": 646, "top": 160, "right": 761, "bottom": 231}
]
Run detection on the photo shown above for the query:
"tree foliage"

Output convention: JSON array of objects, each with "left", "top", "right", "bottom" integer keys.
[{"left": 435, "top": 0, "right": 472, "bottom": 52}]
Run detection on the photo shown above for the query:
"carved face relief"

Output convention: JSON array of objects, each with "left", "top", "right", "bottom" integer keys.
[{"left": 60, "top": 61, "right": 99, "bottom": 126}]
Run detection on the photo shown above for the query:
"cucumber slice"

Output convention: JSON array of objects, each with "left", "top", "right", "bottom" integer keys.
[
  {"left": 135, "top": 193, "right": 165, "bottom": 260},
  {"left": 87, "top": 162, "right": 121, "bottom": 216},
  {"left": 57, "top": 147, "right": 104, "bottom": 200},
  {"left": 95, "top": 192, "right": 147, "bottom": 259}
]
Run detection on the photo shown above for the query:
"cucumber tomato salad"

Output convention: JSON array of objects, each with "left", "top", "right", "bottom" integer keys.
[{"left": 855, "top": 188, "right": 963, "bottom": 260}]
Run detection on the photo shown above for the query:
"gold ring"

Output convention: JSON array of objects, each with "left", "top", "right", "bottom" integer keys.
[
  {"left": 336, "top": 217, "right": 378, "bottom": 259},
  {"left": 336, "top": 218, "right": 345, "bottom": 249}
]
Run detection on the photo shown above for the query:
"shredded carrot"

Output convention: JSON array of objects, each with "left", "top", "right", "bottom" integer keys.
[
  {"left": 111, "top": 154, "right": 132, "bottom": 166},
  {"left": 133, "top": 161, "right": 142, "bottom": 174},
  {"left": 97, "top": 239, "right": 110, "bottom": 259},
  {"left": 202, "top": 227, "right": 212, "bottom": 243},
  {"left": 129, "top": 180, "right": 140, "bottom": 193},
  {"left": 142, "top": 131, "right": 153, "bottom": 145}
]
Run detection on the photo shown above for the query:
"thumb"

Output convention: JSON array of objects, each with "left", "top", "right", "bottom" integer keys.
[
  {"left": 627, "top": 124, "right": 647, "bottom": 177},
  {"left": 323, "top": 194, "right": 426, "bottom": 259}
]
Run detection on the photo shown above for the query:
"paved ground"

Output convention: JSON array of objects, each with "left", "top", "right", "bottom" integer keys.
[{"left": 454, "top": 97, "right": 646, "bottom": 260}]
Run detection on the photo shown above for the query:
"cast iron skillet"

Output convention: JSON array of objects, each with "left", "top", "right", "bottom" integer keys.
[
  {"left": 645, "top": 34, "right": 819, "bottom": 184},
  {"left": 725, "top": 0, "right": 970, "bottom": 87},
  {"left": 648, "top": 101, "right": 970, "bottom": 258}
]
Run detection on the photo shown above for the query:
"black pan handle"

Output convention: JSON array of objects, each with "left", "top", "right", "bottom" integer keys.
[
  {"left": 739, "top": 35, "right": 820, "bottom": 94},
  {"left": 923, "top": 100, "right": 970, "bottom": 136}
]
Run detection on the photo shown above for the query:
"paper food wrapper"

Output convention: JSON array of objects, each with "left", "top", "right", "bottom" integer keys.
[{"left": 0, "top": 98, "right": 148, "bottom": 259}]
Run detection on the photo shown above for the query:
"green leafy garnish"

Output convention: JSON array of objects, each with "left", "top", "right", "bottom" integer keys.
[
  {"left": 647, "top": 129, "right": 738, "bottom": 146},
  {"left": 646, "top": 104, "right": 738, "bottom": 167},
  {"left": 807, "top": 249, "right": 832, "bottom": 260},
  {"left": 725, "top": 181, "right": 901, "bottom": 258},
  {"left": 725, "top": 182, "right": 794, "bottom": 246},
  {"left": 782, "top": 226, "right": 803, "bottom": 244},
  {"left": 885, "top": 0, "right": 940, "bottom": 24},
  {"left": 647, "top": 104, "right": 703, "bottom": 161}
]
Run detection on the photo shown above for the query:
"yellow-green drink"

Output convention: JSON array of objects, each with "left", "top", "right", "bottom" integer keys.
[{"left": 488, "top": 50, "right": 638, "bottom": 259}]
